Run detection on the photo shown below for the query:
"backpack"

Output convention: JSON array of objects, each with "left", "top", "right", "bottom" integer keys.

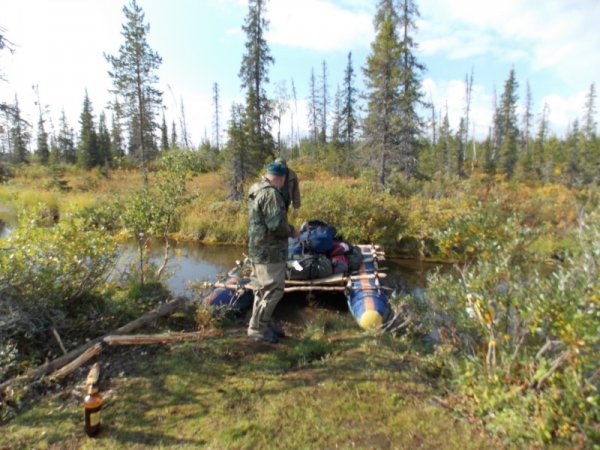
[
  {"left": 287, "top": 253, "right": 333, "bottom": 280},
  {"left": 297, "top": 220, "right": 337, "bottom": 254},
  {"left": 347, "top": 245, "right": 363, "bottom": 273}
]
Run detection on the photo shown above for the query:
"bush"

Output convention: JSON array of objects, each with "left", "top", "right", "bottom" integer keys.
[
  {"left": 425, "top": 209, "right": 600, "bottom": 446},
  {"left": 0, "top": 204, "right": 118, "bottom": 360}
]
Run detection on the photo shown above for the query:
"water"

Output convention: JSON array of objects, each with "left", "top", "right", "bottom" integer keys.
[
  {"left": 125, "top": 240, "right": 446, "bottom": 298},
  {"left": 116, "top": 241, "right": 245, "bottom": 297},
  {"left": 1, "top": 209, "right": 445, "bottom": 298}
]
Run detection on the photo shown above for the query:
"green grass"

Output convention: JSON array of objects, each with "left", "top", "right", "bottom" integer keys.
[{"left": 1, "top": 317, "right": 494, "bottom": 449}]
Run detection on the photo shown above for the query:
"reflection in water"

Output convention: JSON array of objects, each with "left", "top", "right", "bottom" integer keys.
[{"left": 117, "top": 241, "right": 244, "bottom": 297}]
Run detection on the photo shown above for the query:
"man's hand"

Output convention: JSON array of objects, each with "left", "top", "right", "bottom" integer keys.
[
  {"left": 293, "top": 208, "right": 299, "bottom": 219},
  {"left": 291, "top": 227, "right": 300, "bottom": 238}
]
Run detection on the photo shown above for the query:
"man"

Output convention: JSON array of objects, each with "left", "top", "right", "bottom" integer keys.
[
  {"left": 247, "top": 162, "right": 299, "bottom": 343},
  {"left": 275, "top": 157, "right": 301, "bottom": 219}
]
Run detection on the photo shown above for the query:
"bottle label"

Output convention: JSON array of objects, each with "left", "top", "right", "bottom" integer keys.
[{"left": 89, "top": 411, "right": 100, "bottom": 427}]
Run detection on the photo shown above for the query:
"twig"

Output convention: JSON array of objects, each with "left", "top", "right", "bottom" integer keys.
[
  {"left": 52, "top": 328, "right": 67, "bottom": 355},
  {"left": 531, "top": 349, "right": 573, "bottom": 389}
]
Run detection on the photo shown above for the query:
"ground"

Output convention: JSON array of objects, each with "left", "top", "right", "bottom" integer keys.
[{"left": 0, "top": 304, "right": 498, "bottom": 450}]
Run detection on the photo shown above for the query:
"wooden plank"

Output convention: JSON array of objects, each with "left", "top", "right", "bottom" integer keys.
[{"left": 284, "top": 286, "right": 346, "bottom": 293}]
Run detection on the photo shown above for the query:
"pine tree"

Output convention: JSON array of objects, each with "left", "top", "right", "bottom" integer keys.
[
  {"left": 341, "top": 52, "right": 357, "bottom": 151},
  {"left": 239, "top": 0, "right": 274, "bottom": 175},
  {"left": 97, "top": 111, "right": 112, "bottom": 167},
  {"left": 105, "top": 0, "right": 162, "bottom": 183},
  {"left": 77, "top": 91, "right": 99, "bottom": 169},
  {"left": 9, "top": 95, "right": 29, "bottom": 164}
]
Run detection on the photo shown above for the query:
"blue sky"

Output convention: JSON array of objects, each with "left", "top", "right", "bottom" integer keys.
[{"left": 1, "top": 0, "right": 598, "bottom": 147}]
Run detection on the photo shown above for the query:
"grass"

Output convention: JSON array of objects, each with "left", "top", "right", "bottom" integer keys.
[{"left": 0, "top": 310, "right": 495, "bottom": 450}]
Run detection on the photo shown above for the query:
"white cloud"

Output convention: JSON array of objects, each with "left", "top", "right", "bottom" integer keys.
[
  {"left": 418, "top": 0, "right": 600, "bottom": 86},
  {"left": 267, "top": 0, "right": 373, "bottom": 52}
]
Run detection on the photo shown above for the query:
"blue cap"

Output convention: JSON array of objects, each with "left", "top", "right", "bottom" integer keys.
[{"left": 267, "top": 162, "right": 287, "bottom": 176}]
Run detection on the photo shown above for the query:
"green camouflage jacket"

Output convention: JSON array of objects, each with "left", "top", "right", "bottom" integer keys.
[{"left": 248, "top": 177, "right": 293, "bottom": 263}]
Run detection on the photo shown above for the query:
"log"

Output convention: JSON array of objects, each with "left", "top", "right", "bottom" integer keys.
[
  {"left": 104, "top": 331, "right": 207, "bottom": 346},
  {"left": 50, "top": 343, "right": 103, "bottom": 380},
  {"left": 0, "top": 296, "right": 187, "bottom": 391}
]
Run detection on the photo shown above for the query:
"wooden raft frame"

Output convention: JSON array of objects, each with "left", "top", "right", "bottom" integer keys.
[{"left": 214, "top": 244, "right": 391, "bottom": 293}]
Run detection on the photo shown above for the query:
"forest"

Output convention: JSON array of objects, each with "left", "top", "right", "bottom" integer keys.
[{"left": 0, "top": 0, "right": 598, "bottom": 448}]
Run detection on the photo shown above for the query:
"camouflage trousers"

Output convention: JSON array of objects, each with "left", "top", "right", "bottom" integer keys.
[{"left": 248, "top": 262, "right": 286, "bottom": 333}]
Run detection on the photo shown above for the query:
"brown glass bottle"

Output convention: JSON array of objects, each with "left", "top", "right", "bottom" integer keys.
[{"left": 84, "top": 384, "right": 103, "bottom": 437}]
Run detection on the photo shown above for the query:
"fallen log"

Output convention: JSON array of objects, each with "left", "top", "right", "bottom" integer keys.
[
  {"left": 50, "top": 343, "right": 103, "bottom": 380},
  {"left": 103, "top": 331, "right": 207, "bottom": 346},
  {"left": 0, "top": 296, "right": 187, "bottom": 391}
]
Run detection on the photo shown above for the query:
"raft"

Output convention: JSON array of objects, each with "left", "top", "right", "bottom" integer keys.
[{"left": 202, "top": 244, "right": 391, "bottom": 330}]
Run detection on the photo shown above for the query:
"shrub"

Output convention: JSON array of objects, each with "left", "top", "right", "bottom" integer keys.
[
  {"left": 425, "top": 210, "right": 599, "bottom": 446},
  {"left": 0, "top": 204, "right": 118, "bottom": 360}
]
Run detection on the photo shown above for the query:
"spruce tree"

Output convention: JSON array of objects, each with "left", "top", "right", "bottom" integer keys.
[
  {"left": 212, "top": 82, "right": 221, "bottom": 150},
  {"left": 9, "top": 95, "right": 29, "bottom": 164},
  {"left": 170, "top": 120, "right": 178, "bottom": 149},
  {"left": 57, "top": 109, "right": 76, "bottom": 164},
  {"left": 396, "top": 0, "right": 427, "bottom": 177},
  {"left": 160, "top": 112, "right": 169, "bottom": 152},
  {"left": 226, "top": 103, "right": 249, "bottom": 199},
  {"left": 35, "top": 117, "right": 50, "bottom": 165},
  {"left": 110, "top": 103, "right": 125, "bottom": 161},
  {"left": 307, "top": 68, "right": 319, "bottom": 147},
  {"left": 319, "top": 60, "right": 329, "bottom": 145},
  {"left": 341, "top": 52, "right": 357, "bottom": 151},
  {"left": 105, "top": 0, "right": 162, "bottom": 183},
  {"left": 33, "top": 85, "right": 50, "bottom": 165},
  {"left": 363, "top": 0, "right": 403, "bottom": 186},
  {"left": 498, "top": 69, "right": 520, "bottom": 178},
  {"left": 77, "top": 91, "right": 99, "bottom": 169},
  {"left": 97, "top": 111, "right": 112, "bottom": 167},
  {"left": 239, "top": 0, "right": 274, "bottom": 175},
  {"left": 581, "top": 83, "right": 598, "bottom": 183}
]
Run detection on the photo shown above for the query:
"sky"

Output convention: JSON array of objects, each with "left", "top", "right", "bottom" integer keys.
[{"left": 0, "top": 0, "right": 599, "bottom": 148}]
